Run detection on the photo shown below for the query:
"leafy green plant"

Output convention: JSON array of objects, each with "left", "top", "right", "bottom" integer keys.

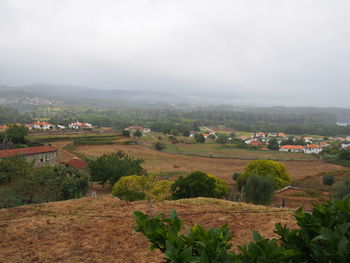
[
  {"left": 133, "top": 210, "right": 234, "bottom": 263},
  {"left": 134, "top": 197, "right": 350, "bottom": 263}
]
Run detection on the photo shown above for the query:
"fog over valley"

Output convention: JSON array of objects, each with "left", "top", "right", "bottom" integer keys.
[{"left": 1, "top": 0, "right": 350, "bottom": 107}]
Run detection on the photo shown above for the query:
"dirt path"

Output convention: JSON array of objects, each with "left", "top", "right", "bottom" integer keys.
[{"left": 50, "top": 141, "right": 76, "bottom": 163}]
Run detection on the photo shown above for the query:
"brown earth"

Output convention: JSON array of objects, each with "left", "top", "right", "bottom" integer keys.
[
  {"left": 74, "top": 144, "right": 346, "bottom": 182},
  {"left": 0, "top": 196, "right": 296, "bottom": 263}
]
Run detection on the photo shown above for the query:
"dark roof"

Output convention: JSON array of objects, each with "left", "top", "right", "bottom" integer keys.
[
  {"left": 67, "top": 158, "right": 88, "bottom": 169},
  {"left": 0, "top": 146, "right": 57, "bottom": 158}
]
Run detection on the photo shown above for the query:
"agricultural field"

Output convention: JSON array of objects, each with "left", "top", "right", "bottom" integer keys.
[
  {"left": 139, "top": 133, "right": 319, "bottom": 161},
  {"left": 0, "top": 196, "right": 295, "bottom": 263},
  {"left": 73, "top": 143, "right": 345, "bottom": 182}
]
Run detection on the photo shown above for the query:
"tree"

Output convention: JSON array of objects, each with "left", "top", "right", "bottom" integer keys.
[
  {"left": 268, "top": 138, "right": 280, "bottom": 150},
  {"left": 323, "top": 174, "right": 335, "bottom": 186},
  {"left": 89, "top": 151, "right": 145, "bottom": 186},
  {"left": 134, "top": 130, "right": 142, "bottom": 137},
  {"left": 280, "top": 136, "right": 295, "bottom": 146},
  {"left": 243, "top": 174, "right": 275, "bottom": 205},
  {"left": 0, "top": 155, "right": 34, "bottom": 184},
  {"left": 172, "top": 171, "right": 216, "bottom": 199},
  {"left": 207, "top": 174, "right": 230, "bottom": 198},
  {"left": 182, "top": 130, "right": 190, "bottom": 137},
  {"left": 194, "top": 133, "right": 205, "bottom": 143},
  {"left": 295, "top": 137, "right": 306, "bottom": 146},
  {"left": 237, "top": 160, "right": 290, "bottom": 190},
  {"left": 154, "top": 141, "right": 165, "bottom": 151},
  {"left": 122, "top": 129, "right": 130, "bottom": 137},
  {"left": 5, "top": 125, "right": 28, "bottom": 144},
  {"left": 216, "top": 134, "right": 228, "bottom": 147}
]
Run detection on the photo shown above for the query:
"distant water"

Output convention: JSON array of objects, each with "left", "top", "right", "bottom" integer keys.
[{"left": 336, "top": 122, "right": 350, "bottom": 126}]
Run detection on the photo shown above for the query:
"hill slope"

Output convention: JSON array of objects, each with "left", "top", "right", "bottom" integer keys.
[{"left": 0, "top": 196, "right": 295, "bottom": 263}]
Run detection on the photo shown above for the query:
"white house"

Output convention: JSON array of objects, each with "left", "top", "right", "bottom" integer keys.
[
  {"left": 304, "top": 144, "right": 322, "bottom": 154},
  {"left": 32, "top": 122, "right": 53, "bottom": 130},
  {"left": 57, "top": 125, "right": 66, "bottom": 130},
  {"left": 279, "top": 145, "right": 305, "bottom": 153},
  {"left": 69, "top": 121, "right": 92, "bottom": 129},
  {"left": 341, "top": 143, "right": 350, "bottom": 149}
]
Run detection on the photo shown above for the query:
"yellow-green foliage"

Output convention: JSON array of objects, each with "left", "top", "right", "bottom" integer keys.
[
  {"left": 112, "top": 175, "right": 148, "bottom": 201},
  {"left": 112, "top": 175, "right": 173, "bottom": 201},
  {"left": 207, "top": 174, "right": 230, "bottom": 198},
  {"left": 238, "top": 160, "right": 291, "bottom": 190},
  {"left": 148, "top": 180, "right": 174, "bottom": 201}
]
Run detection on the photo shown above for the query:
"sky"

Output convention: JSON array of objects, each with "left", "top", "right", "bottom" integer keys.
[{"left": 0, "top": 0, "right": 350, "bottom": 107}]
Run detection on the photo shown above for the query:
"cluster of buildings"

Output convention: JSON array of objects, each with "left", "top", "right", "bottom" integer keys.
[{"left": 26, "top": 121, "right": 93, "bottom": 131}]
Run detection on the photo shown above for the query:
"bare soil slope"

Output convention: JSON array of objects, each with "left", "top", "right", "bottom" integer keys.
[{"left": 0, "top": 196, "right": 295, "bottom": 263}]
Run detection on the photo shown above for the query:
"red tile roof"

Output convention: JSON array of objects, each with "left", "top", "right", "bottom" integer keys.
[
  {"left": 67, "top": 158, "right": 88, "bottom": 169},
  {"left": 306, "top": 144, "right": 321, "bottom": 148},
  {"left": 33, "top": 122, "right": 50, "bottom": 125},
  {"left": 280, "top": 145, "right": 305, "bottom": 150},
  {"left": 0, "top": 146, "right": 57, "bottom": 158}
]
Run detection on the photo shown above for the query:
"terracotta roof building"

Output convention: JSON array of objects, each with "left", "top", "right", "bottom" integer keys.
[
  {"left": 0, "top": 146, "right": 58, "bottom": 167},
  {"left": 66, "top": 158, "right": 89, "bottom": 170}
]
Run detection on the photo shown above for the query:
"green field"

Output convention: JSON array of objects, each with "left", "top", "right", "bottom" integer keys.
[{"left": 140, "top": 133, "right": 319, "bottom": 161}]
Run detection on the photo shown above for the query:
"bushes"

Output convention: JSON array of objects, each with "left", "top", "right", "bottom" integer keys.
[
  {"left": 323, "top": 173, "right": 335, "bottom": 186},
  {"left": 133, "top": 210, "right": 234, "bottom": 262},
  {"left": 238, "top": 160, "right": 290, "bottom": 190},
  {"left": 243, "top": 174, "right": 275, "bottom": 205},
  {"left": 334, "top": 177, "right": 350, "bottom": 200},
  {"left": 133, "top": 197, "right": 350, "bottom": 263},
  {"left": 112, "top": 175, "right": 174, "bottom": 201},
  {"left": 89, "top": 151, "right": 145, "bottom": 186},
  {"left": 207, "top": 174, "right": 230, "bottom": 198},
  {"left": 172, "top": 171, "right": 216, "bottom": 199},
  {"left": 112, "top": 175, "right": 148, "bottom": 201},
  {"left": 0, "top": 166, "right": 89, "bottom": 208},
  {"left": 154, "top": 141, "right": 165, "bottom": 151},
  {"left": 113, "top": 171, "right": 228, "bottom": 201}
]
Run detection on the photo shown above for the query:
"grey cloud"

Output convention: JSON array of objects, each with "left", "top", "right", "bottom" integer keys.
[{"left": 0, "top": 0, "right": 350, "bottom": 107}]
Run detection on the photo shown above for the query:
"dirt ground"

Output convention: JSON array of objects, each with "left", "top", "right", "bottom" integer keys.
[
  {"left": 0, "top": 196, "right": 296, "bottom": 263},
  {"left": 74, "top": 144, "right": 346, "bottom": 182}
]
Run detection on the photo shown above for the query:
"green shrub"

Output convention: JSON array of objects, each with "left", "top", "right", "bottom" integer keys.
[
  {"left": 154, "top": 141, "right": 165, "bottom": 151},
  {"left": 172, "top": 171, "right": 216, "bottom": 199},
  {"left": 238, "top": 160, "right": 290, "bottom": 190},
  {"left": 133, "top": 197, "right": 350, "bottom": 263},
  {"left": 323, "top": 174, "right": 335, "bottom": 186},
  {"left": 243, "top": 174, "right": 275, "bottom": 205},
  {"left": 112, "top": 175, "right": 174, "bottom": 201},
  {"left": 334, "top": 177, "right": 350, "bottom": 200},
  {"left": 207, "top": 174, "right": 230, "bottom": 198},
  {"left": 112, "top": 175, "right": 147, "bottom": 201},
  {"left": 133, "top": 210, "right": 234, "bottom": 262}
]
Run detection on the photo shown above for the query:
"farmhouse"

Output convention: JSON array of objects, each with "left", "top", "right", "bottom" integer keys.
[
  {"left": 279, "top": 145, "right": 305, "bottom": 153},
  {"left": 304, "top": 144, "right": 322, "bottom": 154},
  {"left": 31, "top": 122, "right": 53, "bottom": 130},
  {"left": 66, "top": 157, "right": 89, "bottom": 173},
  {"left": 255, "top": 132, "right": 266, "bottom": 138},
  {"left": 0, "top": 146, "right": 58, "bottom": 167},
  {"left": 69, "top": 121, "right": 92, "bottom": 129}
]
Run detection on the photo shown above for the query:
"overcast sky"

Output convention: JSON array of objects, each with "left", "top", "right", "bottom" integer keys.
[{"left": 0, "top": 0, "right": 350, "bottom": 107}]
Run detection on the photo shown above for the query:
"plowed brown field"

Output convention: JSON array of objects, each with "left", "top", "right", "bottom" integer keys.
[
  {"left": 0, "top": 196, "right": 296, "bottom": 263},
  {"left": 75, "top": 144, "right": 345, "bottom": 181}
]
